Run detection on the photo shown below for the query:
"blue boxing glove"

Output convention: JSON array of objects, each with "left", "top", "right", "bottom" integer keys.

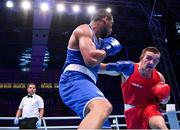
[
  {"left": 106, "top": 61, "right": 134, "bottom": 76},
  {"left": 101, "top": 37, "right": 122, "bottom": 56},
  {"left": 36, "top": 118, "right": 42, "bottom": 128}
]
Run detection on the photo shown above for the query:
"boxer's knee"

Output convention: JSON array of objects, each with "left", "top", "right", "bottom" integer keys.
[
  {"left": 87, "top": 99, "right": 112, "bottom": 119},
  {"left": 149, "top": 116, "right": 167, "bottom": 129}
]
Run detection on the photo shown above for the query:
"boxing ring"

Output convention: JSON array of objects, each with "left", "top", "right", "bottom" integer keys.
[{"left": 0, "top": 104, "right": 179, "bottom": 130}]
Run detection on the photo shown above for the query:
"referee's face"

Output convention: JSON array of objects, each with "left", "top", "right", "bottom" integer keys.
[{"left": 27, "top": 84, "right": 36, "bottom": 95}]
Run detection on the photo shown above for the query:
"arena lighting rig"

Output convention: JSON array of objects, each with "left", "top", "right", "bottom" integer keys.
[{"left": 5, "top": 0, "right": 112, "bottom": 13}]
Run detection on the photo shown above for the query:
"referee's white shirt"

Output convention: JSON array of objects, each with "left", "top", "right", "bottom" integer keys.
[{"left": 19, "top": 94, "right": 44, "bottom": 118}]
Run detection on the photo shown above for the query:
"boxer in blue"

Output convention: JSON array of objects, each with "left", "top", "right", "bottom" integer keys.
[{"left": 59, "top": 9, "right": 122, "bottom": 129}]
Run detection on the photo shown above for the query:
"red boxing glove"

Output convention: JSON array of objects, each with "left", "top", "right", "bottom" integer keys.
[{"left": 152, "top": 82, "right": 170, "bottom": 103}]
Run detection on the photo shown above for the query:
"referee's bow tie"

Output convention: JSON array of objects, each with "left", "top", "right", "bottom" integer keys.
[{"left": 27, "top": 95, "right": 33, "bottom": 98}]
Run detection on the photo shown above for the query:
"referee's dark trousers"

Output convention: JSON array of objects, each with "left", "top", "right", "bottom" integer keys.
[{"left": 19, "top": 117, "right": 38, "bottom": 129}]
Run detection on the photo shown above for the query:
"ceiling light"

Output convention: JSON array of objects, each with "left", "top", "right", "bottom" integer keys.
[
  {"left": 87, "top": 5, "right": 96, "bottom": 14},
  {"left": 72, "top": 5, "right": 80, "bottom": 13},
  {"left": 40, "top": 2, "right": 49, "bottom": 12},
  {"left": 56, "top": 3, "right": 65, "bottom": 12},
  {"left": 6, "top": 1, "right": 14, "bottom": 8},
  {"left": 106, "top": 7, "right": 111, "bottom": 13},
  {"left": 21, "top": 1, "right": 31, "bottom": 10}
]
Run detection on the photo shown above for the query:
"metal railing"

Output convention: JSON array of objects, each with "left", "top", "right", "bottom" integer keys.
[
  {"left": 0, "top": 104, "right": 179, "bottom": 130},
  {"left": 1, "top": 115, "right": 125, "bottom": 130}
]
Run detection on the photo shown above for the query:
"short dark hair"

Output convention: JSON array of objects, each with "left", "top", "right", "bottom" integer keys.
[
  {"left": 27, "top": 83, "right": 36, "bottom": 88},
  {"left": 140, "top": 46, "right": 160, "bottom": 60},
  {"left": 91, "top": 9, "right": 113, "bottom": 22},
  {"left": 29, "top": 83, "right": 35, "bottom": 86}
]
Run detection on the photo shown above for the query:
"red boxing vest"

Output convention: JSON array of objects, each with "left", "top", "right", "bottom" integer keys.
[{"left": 121, "top": 63, "right": 161, "bottom": 107}]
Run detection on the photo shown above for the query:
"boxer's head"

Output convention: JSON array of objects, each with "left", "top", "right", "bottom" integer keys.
[
  {"left": 91, "top": 9, "right": 113, "bottom": 38},
  {"left": 139, "top": 46, "right": 160, "bottom": 73}
]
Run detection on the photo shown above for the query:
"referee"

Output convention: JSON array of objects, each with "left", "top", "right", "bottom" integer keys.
[{"left": 14, "top": 83, "right": 44, "bottom": 129}]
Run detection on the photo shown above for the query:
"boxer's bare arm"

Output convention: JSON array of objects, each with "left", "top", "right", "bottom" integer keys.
[{"left": 73, "top": 25, "right": 106, "bottom": 67}]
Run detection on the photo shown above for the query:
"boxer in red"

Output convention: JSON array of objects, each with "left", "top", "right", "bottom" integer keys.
[{"left": 99, "top": 46, "right": 170, "bottom": 129}]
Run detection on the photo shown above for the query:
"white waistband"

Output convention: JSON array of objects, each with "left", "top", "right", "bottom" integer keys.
[
  {"left": 124, "top": 104, "right": 135, "bottom": 111},
  {"left": 64, "top": 64, "right": 97, "bottom": 83}
]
